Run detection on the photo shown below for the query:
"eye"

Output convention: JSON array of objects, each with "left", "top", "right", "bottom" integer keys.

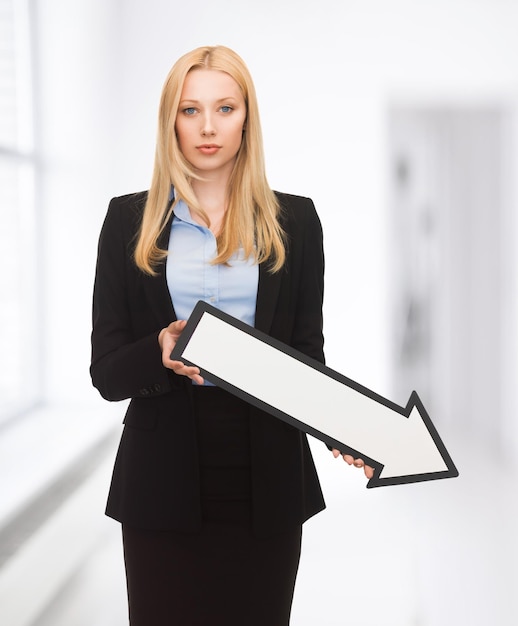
[
  {"left": 182, "top": 107, "right": 197, "bottom": 115},
  {"left": 220, "top": 105, "right": 233, "bottom": 113}
]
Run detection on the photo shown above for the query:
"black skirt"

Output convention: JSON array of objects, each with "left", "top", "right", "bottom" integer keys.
[{"left": 122, "top": 386, "right": 302, "bottom": 626}]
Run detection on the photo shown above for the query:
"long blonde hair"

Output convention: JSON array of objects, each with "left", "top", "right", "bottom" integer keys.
[{"left": 134, "top": 45, "right": 285, "bottom": 275}]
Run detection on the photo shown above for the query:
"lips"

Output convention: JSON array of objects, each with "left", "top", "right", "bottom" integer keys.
[{"left": 196, "top": 144, "right": 221, "bottom": 155}]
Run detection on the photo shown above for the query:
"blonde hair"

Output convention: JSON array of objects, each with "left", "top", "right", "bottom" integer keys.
[{"left": 134, "top": 45, "right": 285, "bottom": 275}]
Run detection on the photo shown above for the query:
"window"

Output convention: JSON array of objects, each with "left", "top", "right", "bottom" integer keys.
[{"left": 0, "top": 0, "right": 40, "bottom": 423}]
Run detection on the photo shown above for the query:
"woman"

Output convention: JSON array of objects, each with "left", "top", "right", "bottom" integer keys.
[{"left": 91, "top": 45, "right": 372, "bottom": 626}]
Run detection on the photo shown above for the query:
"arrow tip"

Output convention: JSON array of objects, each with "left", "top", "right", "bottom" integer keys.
[{"left": 367, "top": 392, "right": 459, "bottom": 487}]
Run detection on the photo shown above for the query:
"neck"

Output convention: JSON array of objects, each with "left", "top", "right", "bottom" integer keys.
[{"left": 191, "top": 176, "right": 228, "bottom": 234}]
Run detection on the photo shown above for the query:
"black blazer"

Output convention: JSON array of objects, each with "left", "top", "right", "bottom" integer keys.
[{"left": 90, "top": 191, "right": 326, "bottom": 537}]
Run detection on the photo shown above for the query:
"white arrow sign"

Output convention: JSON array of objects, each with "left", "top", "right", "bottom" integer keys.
[{"left": 171, "top": 302, "right": 459, "bottom": 487}]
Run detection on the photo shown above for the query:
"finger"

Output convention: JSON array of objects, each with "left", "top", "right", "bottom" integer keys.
[
  {"left": 353, "top": 458, "right": 364, "bottom": 469},
  {"left": 173, "top": 363, "right": 201, "bottom": 378},
  {"left": 168, "top": 319, "right": 187, "bottom": 330},
  {"left": 331, "top": 449, "right": 341, "bottom": 458},
  {"left": 167, "top": 359, "right": 185, "bottom": 370},
  {"left": 182, "top": 367, "right": 204, "bottom": 385},
  {"left": 364, "top": 465, "right": 375, "bottom": 479},
  {"left": 167, "top": 360, "right": 201, "bottom": 379},
  {"left": 161, "top": 320, "right": 187, "bottom": 347},
  {"left": 170, "top": 319, "right": 188, "bottom": 334},
  {"left": 342, "top": 454, "right": 354, "bottom": 465}
]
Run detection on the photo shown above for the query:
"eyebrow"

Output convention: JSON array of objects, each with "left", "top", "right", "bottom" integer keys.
[{"left": 179, "top": 96, "right": 240, "bottom": 105}]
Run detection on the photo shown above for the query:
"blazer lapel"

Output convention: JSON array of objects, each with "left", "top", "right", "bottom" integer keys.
[
  {"left": 255, "top": 191, "right": 287, "bottom": 334},
  {"left": 255, "top": 262, "right": 282, "bottom": 334},
  {"left": 141, "top": 214, "right": 178, "bottom": 326}
]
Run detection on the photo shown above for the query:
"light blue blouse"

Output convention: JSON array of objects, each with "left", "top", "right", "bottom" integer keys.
[{"left": 166, "top": 197, "right": 259, "bottom": 330}]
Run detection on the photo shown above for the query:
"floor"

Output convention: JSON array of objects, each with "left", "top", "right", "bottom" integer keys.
[{"left": 0, "top": 408, "right": 516, "bottom": 625}]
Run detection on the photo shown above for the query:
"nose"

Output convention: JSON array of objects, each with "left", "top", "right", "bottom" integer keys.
[{"left": 201, "top": 112, "right": 216, "bottom": 137}]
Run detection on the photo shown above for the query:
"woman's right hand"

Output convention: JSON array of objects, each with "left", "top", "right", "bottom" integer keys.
[{"left": 158, "top": 320, "right": 205, "bottom": 385}]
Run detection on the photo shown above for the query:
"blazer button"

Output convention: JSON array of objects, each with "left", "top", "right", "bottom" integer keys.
[
  {"left": 153, "top": 384, "right": 161, "bottom": 393},
  {"left": 139, "top": 388, "right": 150, "bottom": 396}
]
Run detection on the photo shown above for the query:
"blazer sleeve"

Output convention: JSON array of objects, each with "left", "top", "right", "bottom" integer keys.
[{"left": 90, "top": 196, "right": 174, "bottom": 402}]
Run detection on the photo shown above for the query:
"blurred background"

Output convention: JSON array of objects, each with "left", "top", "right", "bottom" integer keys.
[{"left": 1, "top": 0, "right": 517, "bottom": 624}]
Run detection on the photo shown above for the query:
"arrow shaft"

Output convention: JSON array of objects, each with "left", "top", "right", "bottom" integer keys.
[{"left": 180, "top": 312, "right": 406, "bottom": 461}]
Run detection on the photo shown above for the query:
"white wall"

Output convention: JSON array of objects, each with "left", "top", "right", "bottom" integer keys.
[{"left": 36, "top": 0, "right": 123, "bottom": 406}]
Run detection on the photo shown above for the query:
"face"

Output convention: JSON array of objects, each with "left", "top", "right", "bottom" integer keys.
[{"left": 175, "top": 69, "right": 247, "bottom": 179}]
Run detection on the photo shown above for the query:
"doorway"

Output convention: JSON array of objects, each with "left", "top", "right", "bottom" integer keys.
[{"left": 387, "top": 106, "right": 516, "bottom": 458}]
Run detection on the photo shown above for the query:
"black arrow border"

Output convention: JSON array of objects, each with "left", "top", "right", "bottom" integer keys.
[{"left": 171, "top": 301, "right": 459, "bottom": 488}]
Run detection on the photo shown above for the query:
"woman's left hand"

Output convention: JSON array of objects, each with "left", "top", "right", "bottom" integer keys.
[{"left": 332, "top": 449, "right": 375, "bottom": 479}]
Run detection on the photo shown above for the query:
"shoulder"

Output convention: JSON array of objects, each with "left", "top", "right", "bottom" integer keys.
[
  {"left": 101, "top": 191, "right": 148, "bottom": 237},
  {"left": 107, "top": 190, "right": 148, "bottom": 219},
  {"left": 274, "top": 190, "right": 314, "bottom": 212},
  {"left": 95, "top": 192, "right": 149, "bottom": 260},
  {"left": 274, "top": 191, "right": 322, "bottom": 235}
]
